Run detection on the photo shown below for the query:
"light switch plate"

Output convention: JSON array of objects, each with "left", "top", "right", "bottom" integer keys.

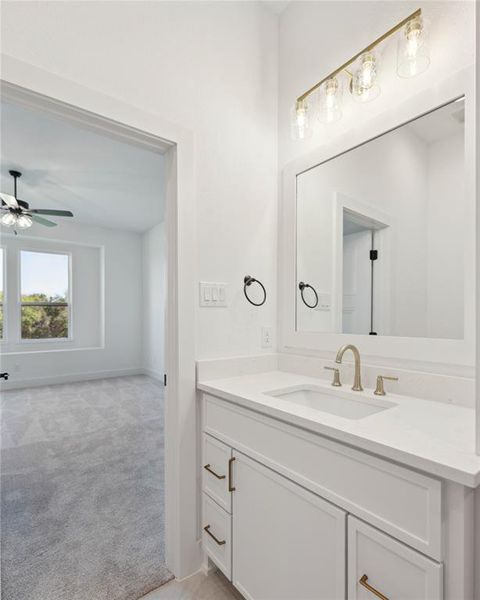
[{"left": 199, "top": 282, "right": 228, "bottom": 307}]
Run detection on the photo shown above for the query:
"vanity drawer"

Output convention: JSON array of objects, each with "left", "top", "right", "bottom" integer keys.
[
  {"left": 202, "top": 492, "right": 231, "bottom": 580},
  {"left": 203, "top": 393, "right": 442, "bottom": 559},
  {"left": 202, "top": 434, "right": 232, "bottom": 513},
  {"left": 348, "top": 516, "right": 442, "bottom": 599}
]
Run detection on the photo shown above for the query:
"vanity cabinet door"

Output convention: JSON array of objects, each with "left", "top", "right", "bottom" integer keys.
[
  {"left": 348, "top": 516, "right": 443, "bottom": 600},
  {"left": 232, "top": 451, "right": 346, "bottom": 600}
]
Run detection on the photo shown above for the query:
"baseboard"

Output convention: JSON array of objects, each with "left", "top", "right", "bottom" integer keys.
[
  {"left": 143, "top": 367, "right": 165, "bottom": 382},
  {"left": 176, "top": 567, "right": 206, "bottom": 582},
  {"left": 0, "top": 367, "right": 145, "bottom": 391}
]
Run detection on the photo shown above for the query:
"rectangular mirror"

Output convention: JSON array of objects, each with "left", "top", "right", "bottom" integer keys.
[{"left": 296, "top": 97, "right": 465, "bottom": 339}]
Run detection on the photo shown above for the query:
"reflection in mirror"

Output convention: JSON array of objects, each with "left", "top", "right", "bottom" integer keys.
[{"left": 296, "top": 97, "right": 465, "bottom": 339}]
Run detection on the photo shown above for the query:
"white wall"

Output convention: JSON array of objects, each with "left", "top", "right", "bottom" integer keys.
[
  {"left": 0, "top": 1, "right": 279, "bottom": 360},
  {"left": 278, "top": 1, "right": 475, "bottom": 169},
  {"left": 426, "top": 132, "right": 465, "bottom": 339},
  {"left": 1, "top": 220, "right": 144, "bottom": 386},
  {"left": 143, "top": 222, "right": 166, "bottom": 381}
]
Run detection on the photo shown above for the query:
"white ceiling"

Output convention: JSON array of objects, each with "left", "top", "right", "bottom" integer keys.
[{"left": 0, "top": 100, "right": 165, "bottom": 233}]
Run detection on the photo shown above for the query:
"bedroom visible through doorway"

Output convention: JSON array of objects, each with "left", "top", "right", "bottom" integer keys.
[{"left": 0, "top": 95, "right": 172, "bottom": 600}]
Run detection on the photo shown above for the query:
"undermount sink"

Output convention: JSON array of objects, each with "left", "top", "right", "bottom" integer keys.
[{"left": 264, "top": 385, "right": 397, "bottom": 420}]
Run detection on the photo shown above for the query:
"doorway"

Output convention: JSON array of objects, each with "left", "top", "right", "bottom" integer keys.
[{"left": 0, "top": 67, "right": 198, "bottom": 597}]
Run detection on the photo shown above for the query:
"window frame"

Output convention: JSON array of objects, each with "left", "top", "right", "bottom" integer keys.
[{"left": 18, "top": 248, "right": 73, "bottom": 343}]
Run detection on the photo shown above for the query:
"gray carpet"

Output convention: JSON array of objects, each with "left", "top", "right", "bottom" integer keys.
[{"left": 1, "top": 375, "right": 173, "bottom": 600}]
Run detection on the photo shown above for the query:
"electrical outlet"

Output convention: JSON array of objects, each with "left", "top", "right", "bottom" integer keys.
[{"left": 261, "top": 327, "right": 273, "bottom": 349}]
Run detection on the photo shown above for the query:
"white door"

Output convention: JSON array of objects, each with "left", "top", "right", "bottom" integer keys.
[
  {"left": 343, "top": 229, "right": 372, "bottom": 334},
  {"left": 232, "top": 452, "right": 346, "bottom": 600}
]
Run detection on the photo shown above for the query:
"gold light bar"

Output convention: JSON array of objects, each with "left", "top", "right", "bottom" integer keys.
[{"left": 297, "top": 8, "right": 422, "bottom": 103}]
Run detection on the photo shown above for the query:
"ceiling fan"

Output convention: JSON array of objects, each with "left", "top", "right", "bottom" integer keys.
[{"left": 0, "top": 170, "right": 74, "bottom": 232}]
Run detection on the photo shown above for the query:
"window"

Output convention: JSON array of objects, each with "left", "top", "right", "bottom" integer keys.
[
  {"left": 20, "top": 250, "right": 70, "bottom": 340},
  {"left": 0, "top": 248, "right": 4, "bottom": 339}
]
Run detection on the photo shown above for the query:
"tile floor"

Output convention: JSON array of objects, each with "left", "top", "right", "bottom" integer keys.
[{"left": 142, "top": 570, "right": 243, "bottom": 600}]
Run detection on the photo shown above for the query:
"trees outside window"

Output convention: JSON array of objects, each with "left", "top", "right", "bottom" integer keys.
[{"left": 20, "top": 250, "right": 70, "bottom": 340}]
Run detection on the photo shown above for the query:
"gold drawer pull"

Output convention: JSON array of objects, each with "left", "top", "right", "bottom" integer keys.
[
  {"left": 203, "top": 464, "right": 226, "bottom": 479},
  {"left": 228, "top": 456, "right": 236, "bottom": 492},
  {"left": 359, "top": 575, "right": 389, "bottom": 600},
  {"left": 203, "top": 525, "right": 226, "bottom": 546}
]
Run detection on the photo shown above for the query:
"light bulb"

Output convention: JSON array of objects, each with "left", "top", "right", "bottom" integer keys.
[
  {"left": 290, "top": 99, "right": 312, "bottom": 140},
  {"left": 318, "top": 77, "right": 342, "bottom": 123},
  {"left": 350, "top": 52, "right": 381, "bottom": 103},
  {"left": 359, "top": 53, "right": 375, "bottom": 87},
  {"left": 1, "top": 212, "right": 17, "bottom": 227},
  {"left": 16, "top": 214, "right": 33, "bottom": 229},
  {"left": 397, "top": 15, "right": 430, "bottom": 78}
]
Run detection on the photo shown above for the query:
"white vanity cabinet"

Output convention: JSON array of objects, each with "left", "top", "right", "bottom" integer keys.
[
  {"left": 201, "top": 393, "right": 451, "bottom": 600},
  {"left": 232, "top": 452, "right": 346, "bottom": 600},
  {"left": 202, "top": 433, "right": 233, "bottom": 513},
  {"left": 348, "top": 517, "right": 443, "bottom": 600}
]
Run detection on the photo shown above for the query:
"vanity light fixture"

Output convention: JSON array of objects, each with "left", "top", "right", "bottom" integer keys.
[
  {"left": 350, "top": 52, "right": 381, "bottom": 103},
  {"left": 291, "top": 8, "right": 429, "bottom": 139},
  {"left": 291, "top": 98, "right": 312, "bottom": 139},
  {"left": 318, "top": 77, "right": 343, "bottom": 123},
  {"left": 397, "top": 14, "right": 430, "bottom": 77}
]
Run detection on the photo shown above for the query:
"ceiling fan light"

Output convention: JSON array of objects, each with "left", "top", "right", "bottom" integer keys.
[
  {"left": 1, "top": 212, "right": 17, "bottom": 227},
  {"left": 16, "top": 214, "right": 33, "bottom": 229}
]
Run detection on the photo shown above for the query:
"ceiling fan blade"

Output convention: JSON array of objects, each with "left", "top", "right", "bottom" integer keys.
[
  {"left": 0, "top": 193, "right": 19, "bottom": 209},
  {"left": 31, "top": 214, "right": 58, "bottom": 228},
  {"left": 30, "top": 209, "right": 74, "bottom": 217}
]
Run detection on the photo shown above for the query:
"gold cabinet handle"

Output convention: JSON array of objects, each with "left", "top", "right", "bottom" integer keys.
[
  {"left": 228, "top": 456, "right": 236, "bottom": 492},
  {"left": 203, "top": 464, "right": 226, "bottom": 480},
  {"left": 203, "top": 525, "right": 226, "bottom": 546},
  {"left": 359, "top": 575, "right": 389, "bottom": 600}
]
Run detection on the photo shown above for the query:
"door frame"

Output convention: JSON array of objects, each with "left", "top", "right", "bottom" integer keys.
[
  {"left": 333, "top": 193, "right": 392, "bottom": 336},
  {"left": 0, "top": 55, "right": 201, "bottom": 579}
]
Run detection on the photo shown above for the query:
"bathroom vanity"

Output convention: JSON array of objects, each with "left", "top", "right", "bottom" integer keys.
[
  {"left": 197, "top": 72, "right": 478, "bottom": 599},
  {"left": 198, "top": 368, "right": 479, "bottom": 600}
]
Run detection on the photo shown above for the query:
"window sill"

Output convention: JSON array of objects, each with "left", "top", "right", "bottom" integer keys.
[
  {"left": 1, "top": 345, "right": 104, "bottom": 356},
  {"left": 18, "top": 337, "right": 73, "bottom": 344}
]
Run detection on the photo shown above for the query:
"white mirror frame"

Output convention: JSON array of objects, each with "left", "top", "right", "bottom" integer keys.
[{"left": 279, "top": 67, "right": 475, "bottom": 375}]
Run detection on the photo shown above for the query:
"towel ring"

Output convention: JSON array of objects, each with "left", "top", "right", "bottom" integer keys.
[
  {"left": 299, "top": 282, "right": 318, "bottom": 309},
  {"left": 244, "top": 275, "right": 267, "bottom": 307}
]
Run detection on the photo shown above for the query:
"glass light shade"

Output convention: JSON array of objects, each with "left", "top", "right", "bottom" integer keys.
[
  {"left": 350, "top": 52, "right": 381, "bottom": 103},
  {"left": 397, "top": 15, "right": 430, "bottom": 78},
  {"left": 318, "top": 77, "right": 342, "bottom": 123},
  {"left": 291, "top": 99, "right": 312, "bottom": 140},
  {"left": 1, "top": 212, "right": 17, "bottom": 227},
  {"left": 16, "top": 214, "right": 33, "bottom": 229}
]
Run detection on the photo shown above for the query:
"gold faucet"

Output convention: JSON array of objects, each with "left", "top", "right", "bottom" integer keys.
[
  {"left": 374, "top": 374, "right": 399, "bottom": 396},
  {"left": 335, "top": 344, "right": 363, "bottom": 391}
]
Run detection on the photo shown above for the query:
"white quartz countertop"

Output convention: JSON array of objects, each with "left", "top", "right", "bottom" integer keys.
[{"left": 198, "top": 371, "right": 480, "bottom": 487}]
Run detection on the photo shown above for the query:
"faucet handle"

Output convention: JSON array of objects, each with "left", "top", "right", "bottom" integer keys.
[
  {"left": 374, "top": 375, "right": 398, "bottom": 396},
  {"left": 324, "top": 366, "right": 342, "bottom": 387}
]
